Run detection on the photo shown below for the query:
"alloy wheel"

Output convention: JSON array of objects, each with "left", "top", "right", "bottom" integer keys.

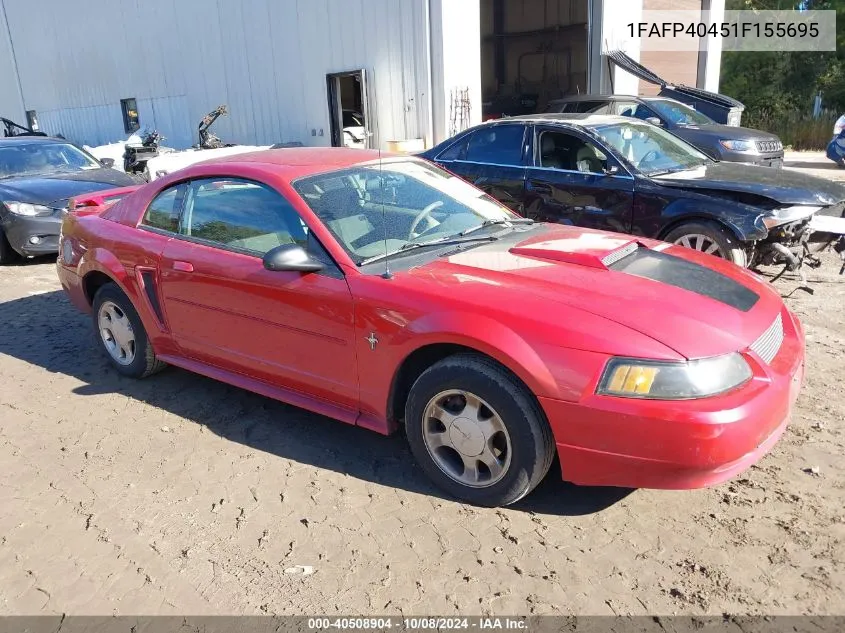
[
  {"left": 421, "top": 389, "right": 512, "bottom": 488},
  {"left": 673, "top": 233, "right": 725, "bottom": 257},
  {"left": 97, "top": 300, "right": 136, "bottom": 366}
]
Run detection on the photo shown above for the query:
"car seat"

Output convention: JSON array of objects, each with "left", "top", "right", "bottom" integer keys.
[
  {"left": 312, "top": 187, "right": 376, "bottom": 246},
  {"left": 540, "top": 134, "right": 565, "bottom": 169},
  {"left": 575, "top": 145, "right": 604, "bottom": 173}
]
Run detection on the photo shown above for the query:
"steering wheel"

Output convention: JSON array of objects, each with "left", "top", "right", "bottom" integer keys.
[
  {"left": 409, "top": 201, "right": 444, "bottom": 238},
  {"left": 637, "top": 149, "right": 660, "bottom": 169}
]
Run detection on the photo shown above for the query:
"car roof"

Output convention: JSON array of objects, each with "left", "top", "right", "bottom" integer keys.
[
  {"left": 547, "top": 95, "right": 639, "bottom": 104},
  {"left": 491, "top": 113, "right": 633, "bottom": 126},
  {"left": 189, "top": 147, "right": 403, "bottom": 179}
]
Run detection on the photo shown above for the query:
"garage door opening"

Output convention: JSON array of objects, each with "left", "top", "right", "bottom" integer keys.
[
  {"left": 480, "top": 0, "right": 590, "bottom": 119},
  {"left": 327, "top": 70, "right": 370, "bottom": 149}
]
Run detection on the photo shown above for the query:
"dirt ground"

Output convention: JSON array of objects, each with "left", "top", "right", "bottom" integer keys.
[{"left": 0, "top": 200, "right": 843, "bottom": 617}]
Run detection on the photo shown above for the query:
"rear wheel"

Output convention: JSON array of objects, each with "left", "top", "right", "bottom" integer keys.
[
  {"left": 664, "top": 221, "right": 747, "bottom": 267},
  {"left": 91, "top": 283, "right": 166, "bottom": 378},
  {"left": 0, "top": 228, "right": 19, "bottom": 265},
  {"left": 405, "top": 354, "right": 555, "bottom": 507}
]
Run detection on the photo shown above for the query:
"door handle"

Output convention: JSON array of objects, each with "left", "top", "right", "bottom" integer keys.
[
  {"left": 172, "top": 261, "right": 194, "bottom": 272},
  {"left": 531, "top": 183, "right": 552, "bottom": 195}
]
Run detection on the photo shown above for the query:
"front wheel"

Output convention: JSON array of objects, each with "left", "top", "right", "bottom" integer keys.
[
  {"left": 405, "top": 354, "right": 555, "bottom": 507},
  {"left": 664, "top": 221, "right": 747, "bottom": 267},
  {"left": 91, "top": 282, "right": 166, "bottom": 378}
]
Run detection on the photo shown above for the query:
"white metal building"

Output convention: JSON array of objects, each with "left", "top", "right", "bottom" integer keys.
[{"left": 0, "top": 0, "right": 724, "bottom": 151}]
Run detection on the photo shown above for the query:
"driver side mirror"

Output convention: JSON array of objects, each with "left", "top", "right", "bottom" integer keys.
[
  {"left": 100, "top": 157, "right": 115, "bottom": 168},
  {"left": 603, "top": 165, "right": 620, "bottom": 176},
  {"left": 645, "top": 117, "right": 664, "bottom": 127},
  {"left": 263, "top": 243, "right": 324, "bottom": 273}
]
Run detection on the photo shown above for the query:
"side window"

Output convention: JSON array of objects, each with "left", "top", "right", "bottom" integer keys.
[
  {"left": 576, "top": 101, "right": 611, "bottom": 114},
  {"left": 437, "top": 138, "right": 468, "bottom": 161},
  {"left": 544, "top": 101, "right": 567, "bottom": 113},
  {"left": 537, "top": 130, "right": 609, "bottom": 174},
  {"left": 464, "top": 125, "right": 526, "bottom": 165},
  {"left": 616, "top": 102, "right": 659, "bottom": 122},
  {"left": 182, "top": 178, "right": 309, "bottom": 256},
  {"left": 613, "top": 101, "right": 640, "bottom": 117},
  {"left": 142, "top": 184, "right": 187, "bottom": 232}
]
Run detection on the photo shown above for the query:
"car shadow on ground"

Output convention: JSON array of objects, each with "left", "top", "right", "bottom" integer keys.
[{"left": 0, "top": 289, "right": 633, "bottom": 516}]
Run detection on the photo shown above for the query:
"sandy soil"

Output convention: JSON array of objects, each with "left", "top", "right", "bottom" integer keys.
[{"left": 0, "top": 219, "right": 843, "bottom": 616}]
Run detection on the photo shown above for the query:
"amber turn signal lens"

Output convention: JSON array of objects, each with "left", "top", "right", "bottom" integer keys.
[{"left": 606, "top": 364, "right": 659, "bottom": 395}]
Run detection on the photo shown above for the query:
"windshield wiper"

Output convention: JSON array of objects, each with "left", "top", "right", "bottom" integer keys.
[
  {"left": 460, "top": 217, "right": 535, "bottom": 236},
  {"left": 359, "top": 235, "right": 500, "bottom": 266}
]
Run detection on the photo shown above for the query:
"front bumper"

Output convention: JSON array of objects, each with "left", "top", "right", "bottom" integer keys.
[
  {"left": 0, "top": 211, "right": 62, "bottom": 256},
  {"left": 540, "top": 308, "right": 804, "bottom": 490},
  {"left": 720, "top": 150, "right": 784, "bottom": 168}
]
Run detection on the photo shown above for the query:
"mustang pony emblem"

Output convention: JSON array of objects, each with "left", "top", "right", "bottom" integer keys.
[{"left": 366, "top": 332, "right": 379, "bottom": 350}]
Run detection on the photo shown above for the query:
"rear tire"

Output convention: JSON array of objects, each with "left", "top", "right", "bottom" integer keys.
[
  {"left": 0, "top": 228, "right": 20, "bottom": 265},
  {"left": 405, "top": 353, "right": 555, "bottom": 507},
  {"left": 664, "top": 220, "right": 747, "bottom": 267},
  {"left": 91, "top": 282, "right": 166, "bottom": 378}
]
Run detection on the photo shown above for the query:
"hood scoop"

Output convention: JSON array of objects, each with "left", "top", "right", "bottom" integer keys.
[{"left": 510, "top": 236, "right": 643, "bottom": 269}]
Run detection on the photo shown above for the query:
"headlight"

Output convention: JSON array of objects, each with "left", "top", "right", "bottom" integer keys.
[
  {"left": 761, "top": 205, "right": 821, "bottom": 229},
  {"left": 597, "top": 353, "right": 752, "bottom": 400},
  {"left": 5, "top": 201, "right": 55, "bottom": 217},
  {"left": 719, "top": 139, "right": 757, "bottom": 153}
]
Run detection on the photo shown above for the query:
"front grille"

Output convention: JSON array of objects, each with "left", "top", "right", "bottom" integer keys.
[
  {"left": 601, "top": 242, "right": 639, "bottom": 267},
  {"left": 756, "top": 140, "right": 783, "bottom": 153},
  {"left": 749, "top": 313, "right": 784, "bottom": 364}
]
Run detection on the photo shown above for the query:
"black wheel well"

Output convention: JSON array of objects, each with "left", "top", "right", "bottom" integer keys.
[
  {"left": 387, "top": 343, "right": 535, "bottom": 426},
  {"left": 82, "top": 271, "right": 115, "bottom": 306},
  {"left": 658, "top": 216, "right": 740, "bottom": 242}
]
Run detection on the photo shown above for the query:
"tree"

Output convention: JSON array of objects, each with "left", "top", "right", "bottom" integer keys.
[{"left": 720, "top": 0, "right": 845, "bottom": 118}]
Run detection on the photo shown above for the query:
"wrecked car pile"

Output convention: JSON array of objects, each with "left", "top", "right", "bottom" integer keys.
[{"left": 87, "top": 105, "right": 275, "bottom": 182}]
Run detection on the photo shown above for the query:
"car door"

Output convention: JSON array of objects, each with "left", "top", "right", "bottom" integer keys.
[
  {"left": 523, "top": 126, "right": 635, "bottom": 234},
  {"left": 156, "top": 176, "right": 358, "bottom": 411},
  {"left": 433, "top": 123, "right": 529, "bottom": 213}
]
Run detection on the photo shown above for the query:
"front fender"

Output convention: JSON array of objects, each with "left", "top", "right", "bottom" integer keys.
[
  {"left": 661, "top": 197, "right": 767, "bottom": 242},
  {"left": 393, "top": 311, "right": 560, "bottom": 400}
]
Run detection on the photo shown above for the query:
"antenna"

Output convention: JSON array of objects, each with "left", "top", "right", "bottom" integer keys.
[{"left": 379, "top": 147, "right": 393, "bottom": 279}]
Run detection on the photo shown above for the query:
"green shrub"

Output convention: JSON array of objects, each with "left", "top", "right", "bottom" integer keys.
[{"left": 742, "top": 109, "right": 839, "bottom": 151}]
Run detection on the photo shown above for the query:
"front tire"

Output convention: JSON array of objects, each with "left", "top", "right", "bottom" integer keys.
[
  {"left": 405, "top": 354, "right": 555, "bottom": 507},
  {"left": 91, "top": 283, "right": 166, "bottom": 378},
  {"left": 664, "top": 220, "right": 747, "bottom": 267}
]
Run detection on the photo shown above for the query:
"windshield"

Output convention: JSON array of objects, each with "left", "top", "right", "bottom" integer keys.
[
  {"left": 591, "top": 121, "right": 711, "bottom": 175},
  {"left": 647, "top": 99, "right": 713, "bottom": 126},
  {"left": 0, "top": 142, "right": 101, "bottom": 179},
  {"left": 292, "top": 157, "right": 518, "bottom": 264}
]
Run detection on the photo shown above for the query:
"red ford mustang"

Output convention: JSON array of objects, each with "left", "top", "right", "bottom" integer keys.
[{"left": 57, "top": 148, "right": 805, "bottom": 507}]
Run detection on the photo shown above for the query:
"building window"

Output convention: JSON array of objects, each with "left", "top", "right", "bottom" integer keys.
[
  {"left": 121, "top": 98, "right": 140, "bottom": 133},
  {"left": 25, "top": 110, "right": 39, "bottom": 131}
]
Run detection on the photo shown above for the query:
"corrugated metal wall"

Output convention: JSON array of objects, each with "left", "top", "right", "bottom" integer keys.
[
  {"left": 0, "top": 0, "right": 25, "bottom": 122},
  {"left": 3, "top": 0, "right": 434, "bottom": 149}
]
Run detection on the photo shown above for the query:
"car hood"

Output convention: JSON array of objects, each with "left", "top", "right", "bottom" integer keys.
[
  {"left": 402, "top": 225, "right": 785, "bottom": 360},
  {"left": 677, "top": 123, "right": 780, "bottom": 143},
  {"left": 0, "top": 169, "right": 138, "bottom": 206},
  {"left": 652, "top": 162, "right": 845, "bottom": 205}
]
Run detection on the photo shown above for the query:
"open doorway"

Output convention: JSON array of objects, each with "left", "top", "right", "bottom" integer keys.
[
  {"left": 327, "top": 70, "right": 370, "bottom": 149},
  {"left": 480, "top": 0, "right": 591, "bottom": 119}
]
